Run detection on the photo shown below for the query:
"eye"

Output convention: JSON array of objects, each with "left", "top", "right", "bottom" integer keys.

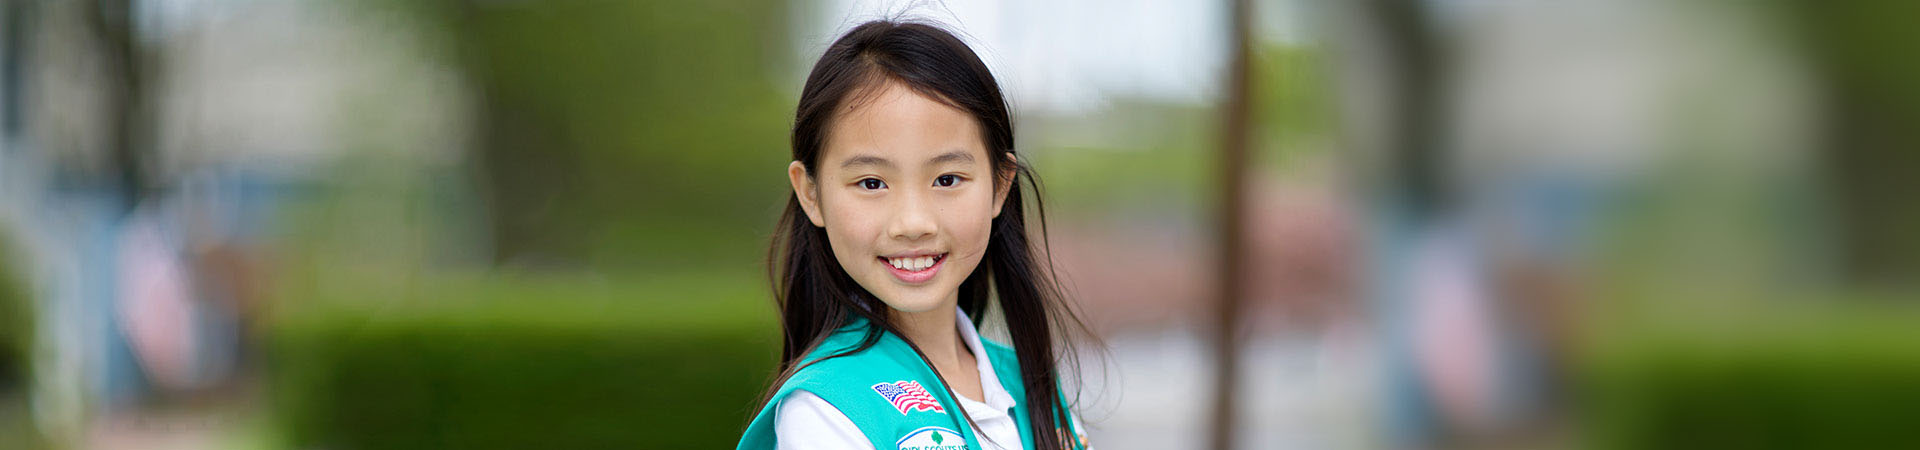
[
  {"left": 859, "top": 178, "right": 887, "bottom": 190},
  {"left": 934, "top": 174, "right": 961, "bottom": 187}
]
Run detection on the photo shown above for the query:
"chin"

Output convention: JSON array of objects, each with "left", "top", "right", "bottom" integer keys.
[{"left": 874, "top": 291, "right": 948, "bottom": 313}]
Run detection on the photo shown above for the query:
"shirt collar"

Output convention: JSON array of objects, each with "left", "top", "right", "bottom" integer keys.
[{"left": 955, "top": 307, "right": 1018, "bottom": 411}]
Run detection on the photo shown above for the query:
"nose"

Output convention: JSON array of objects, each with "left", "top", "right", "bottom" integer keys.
[{"left": 888, "top": 189, "right": 938, "bottom": 242}]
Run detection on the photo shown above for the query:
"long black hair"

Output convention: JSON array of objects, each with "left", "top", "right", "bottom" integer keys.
[{"left": 756, "top": 20, "right": 1092, "bottom": 450}]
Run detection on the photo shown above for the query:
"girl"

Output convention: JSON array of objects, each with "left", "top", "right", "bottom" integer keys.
[{"left": 736, "top": 20, "right": 1092, "bottom": 450}]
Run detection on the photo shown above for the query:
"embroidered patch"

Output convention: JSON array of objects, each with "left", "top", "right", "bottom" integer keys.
[
  {"left": 895, "top": 426, "right": 966, "bottom": 450},
  {"left": 871, "top": 380, "right": 945, "bottom": 414}
]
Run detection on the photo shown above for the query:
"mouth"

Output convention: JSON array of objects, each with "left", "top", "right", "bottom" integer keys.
[{"left": 878, "top": 252, "right": 947, "bottom": 284}]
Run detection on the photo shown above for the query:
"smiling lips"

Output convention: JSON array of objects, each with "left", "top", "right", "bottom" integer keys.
[{"left": 879, "top": 253, "right": 947, "bottom": 284}]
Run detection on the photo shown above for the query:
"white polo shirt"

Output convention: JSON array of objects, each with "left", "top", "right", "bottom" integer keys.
[{"left": 774, "top": 308, "right": 1026, "bottom": 450}]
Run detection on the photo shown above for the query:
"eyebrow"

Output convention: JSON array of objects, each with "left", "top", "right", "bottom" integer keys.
[{"left": 838, "top": 150, "right": 975, "bottom": 170}]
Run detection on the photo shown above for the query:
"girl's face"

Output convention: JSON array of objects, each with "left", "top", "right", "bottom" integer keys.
[{"left": 789, "top": 80, "right": 1011, "bottom": 315}]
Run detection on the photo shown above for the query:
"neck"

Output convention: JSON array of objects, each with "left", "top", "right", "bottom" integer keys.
[
  {"left": 886, "top": 292, "right": 986, "bottom": 403},
  {"left": 888, "top": 298, "right": 967, "bottom": 369}
]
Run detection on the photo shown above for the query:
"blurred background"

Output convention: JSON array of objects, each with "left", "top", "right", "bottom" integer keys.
[{"left": 0, "top": 0, "right": 1915, "bottom": 449}]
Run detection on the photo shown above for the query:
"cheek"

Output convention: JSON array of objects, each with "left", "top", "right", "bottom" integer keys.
[
  {"left": 820, "top": 197, "right": 881, "bottom": 261},
  {"left": 946, "top": 193, "right": 999, "bottom": 255}
]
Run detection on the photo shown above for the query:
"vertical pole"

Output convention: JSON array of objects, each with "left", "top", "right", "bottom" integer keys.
[
  {"left": 1207, "top": 0, "right": 1256, "bottom": 448},
  {"left": 85, "top": 0, "right": 152, "bottom": 212}
]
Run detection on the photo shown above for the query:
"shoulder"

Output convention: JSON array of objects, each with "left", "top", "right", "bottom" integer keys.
[
  {"left": 979, "top": 337, "right": 1022, "bottom": 373},
  {"left": 783, "top": 324, "right": 923, "bottom": 393},
  {"left": 784, "top": 338, "right": 907, "bottom": 391},
  {"left": 774, "top": 390, "right": 873, "bottom": 450},
  {"left": 770, "top": 333, "right": 916, "bottom": 420},
  {"left": 980, "top": 337, "right": 1017, "bottom": 359},
  {"left": 760, "top": 333, "right": 955, "bottom": 447}
]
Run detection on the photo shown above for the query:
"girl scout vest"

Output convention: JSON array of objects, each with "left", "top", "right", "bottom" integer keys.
[{"left": 736, "top": 316, "right": 1081, "bottom": 450}]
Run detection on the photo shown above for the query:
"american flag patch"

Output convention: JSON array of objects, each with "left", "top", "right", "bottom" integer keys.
[{"left": 871, "top": 380, "right": 945, "bottom": 415}]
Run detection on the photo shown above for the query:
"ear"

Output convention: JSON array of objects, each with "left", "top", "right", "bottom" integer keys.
[
  {"left": 992, "top": 152, "right": 1017, "bottom": 218},
  {"left": 789, "top": 160, "right": 827, "bottom": 227}
]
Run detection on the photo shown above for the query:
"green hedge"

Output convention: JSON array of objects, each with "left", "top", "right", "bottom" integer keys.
[
  {"left": 1589, "top": 308, "right": 1920, "bottom": 448},
  {"left": 0, "top": 243, "right": 26, "bottom": 392},
  {"left": 270, "top": 273, "right": 779, "bottom": 449}
]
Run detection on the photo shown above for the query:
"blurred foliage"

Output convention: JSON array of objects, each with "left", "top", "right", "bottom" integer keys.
[
  {"left": 0, "top": 236, "right": 47, "bottom": 450},
  {"left": 1586, "top": 298, "right": 1920, "bottom": 448},
  {"left": 1778, "top": 0, "right": 1920, "bottom": 286},
  {"left": 269, "top": 270, "right": 778, "bottom": 449},
  {"left": 1591, "top": 152, "right": 1920, "bottom": 446},
  {"left": 1023, "top": 42, "right": 1339, "bottom": 225},
  {"left": 268, "top": 4, "right": 799, "bottom": 446},
  {"left": 0, "top": 236, "right": 28, "bottom": 392},
  {"left": 1026, "top": 98, "right": 1212, "bottom": 221},
  {"left": 1019, "top": 42, "right": 1339, "bottom": 225},
  {"left": 1252, "top": 43, "right": 1338, "bottom": 168},
  {"left": 369, "top": 0, "right": 796, "bottom": 269}
]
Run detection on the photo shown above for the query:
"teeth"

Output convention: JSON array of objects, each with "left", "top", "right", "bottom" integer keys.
[{"left": 887, "top": 255, "right": 940, "bottom": 271}]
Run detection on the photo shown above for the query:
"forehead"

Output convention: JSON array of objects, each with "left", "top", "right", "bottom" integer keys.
[{"left": 821, "top": 81, "right": 986, "bottom": 169}]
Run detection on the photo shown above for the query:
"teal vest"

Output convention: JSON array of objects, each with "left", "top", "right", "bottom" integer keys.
[{"left": 736, "top": 317, "right": 1081, "bottom": 450}]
